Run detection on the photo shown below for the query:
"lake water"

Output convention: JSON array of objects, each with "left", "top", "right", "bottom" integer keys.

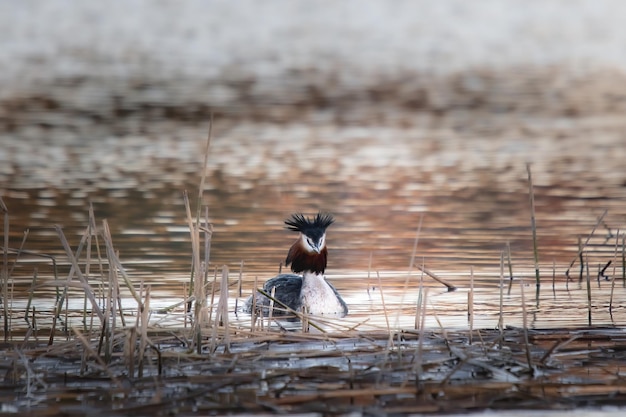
[
  {"left": 3, "top": 1, "right": 626, "bottom": 335},
  {"left": 3, "top": 79, "right": 626, "bottom": 334}
]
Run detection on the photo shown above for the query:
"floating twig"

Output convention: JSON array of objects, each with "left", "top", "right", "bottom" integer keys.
[{"left": 413, "top": 264, "right": 457, "bottom": 291}]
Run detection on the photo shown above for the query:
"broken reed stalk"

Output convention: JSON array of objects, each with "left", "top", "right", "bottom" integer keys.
[
  {"left": 203, "top": 206, "right": 212, "bottom": 284},
  {"left": 105, "top": 256, "right": 119, "bottom": 363},
  {"left": 519, "top": 278, "right": 533, "bottom": 374},
  {"left": 207, "top": 266, "right": 217, "bottom": 326},
  {"left": 376, "top": 271, "right": 391, "bottom": 335},
  {"left": 498, "top": 251, "right": 504, "bottom": 341},
  {"left": 101, "top": 222, "right": 132, "bottom": 360},
  {"left": 565, "top": 209, "right": 608, "bottom": 279},
  {"left": 187, "top": 118, "right": 214, "bottom": 301},
  {"left": 376, "top": 269, "right": 395, "bottom": 386},
  {"left": 52, "top": 226, "right": 90, "bottom": 344},
  {"left": 237, "top": 260, "right": 244, "bottom": 298},
  {"left": 102, "top": 220, "right": 141, "bottom": 307},
  {"left": 72, "top": 327, "right": 124, "bottom": 389},
  {"left": 585, "top": 254, "right": 592, "bottom": 326},
  {"left": 414, "top": 265, "right": 424, "bottom": 330},
  {"left": 138, "top": 284, "right": 151, "bottom": 378},
  {"left": 212, "top": 265, "right": 230, "bottom": 352},
  {"left": 1, "top": 197, "right": 9, "bottom": 341},
  {"left": 56, "top": 225, "right": 105, "bottom": 323},
  {"left": 125, "top": 326, "right": 137, "bottom": 378},
  {"left": 552, "top": 259, "right": 556, "bottom": 298},
  {"left": 184, "top": 190, "right": 208, "bottom": 352},
  {"left": 609, "top": 231, "right": 619, "bottom": 313},
  {"left": 83, "top": 204, "right": 95, "bottom": 331},
  {"left": 526, "top": 163, "right": 540, "bottom": 289},
  {"left": 622, "top": 235, "right": 625, "bottom": 287},
  {"left": 506, "top": 241, "right": 513, "bottom": 274},
  {"left": 506, "top": 241, "right": 514, "bottom": 295},
  {"left": 26, "top": 268, "right": 38, "bottom": 330},
  {"left": 410, "top": 287, "right": 428, "bottom": 384},
  {"left": 395, "top": 215, "right": 424, "bottom": 328},
  {"left": 468, "top": 266, "right": 474, "bottom": 344},
  {"left": 367, "top": 251, "right": 372, "bottom": 300},
  {"left": 413, "top": 264, "right": 457, "bottom": 291},
  {"left": 578, "top": 236, "right": 584, "bottom": 283}
]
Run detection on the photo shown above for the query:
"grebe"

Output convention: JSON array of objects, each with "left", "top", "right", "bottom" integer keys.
[{"left": 244, "top": 213, "right": 348, "bottom": 317}]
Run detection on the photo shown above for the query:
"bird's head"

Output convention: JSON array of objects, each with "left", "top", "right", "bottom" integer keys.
[{"left": 285, "top": 213, "right": 334, "bottom": 254}]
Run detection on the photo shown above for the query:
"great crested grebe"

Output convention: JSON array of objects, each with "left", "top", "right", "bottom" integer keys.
[{"left": 244, "top": 213, "right": 348, "bottom": 317}]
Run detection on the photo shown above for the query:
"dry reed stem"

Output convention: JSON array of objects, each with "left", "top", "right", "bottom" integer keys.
[
  {"left": 84, "top": 206, "right": 94, "bottom": 330},
  {"left": 538, "top": 334, "right": 581, "bottom": 365},
  {"left": 443, "top": 344, "right": 521, "bottom": 384},
  {"left": 519, "top": 278, "right": 533, "bottom": 374},
  {"left": 54, "top": 224, "right": 89, "bottom": 339},
  {"left": 88, "top": 204, "right": 105, "bottom": 330},
  {"left": 138, "top": 284, "right": 151, "bottom": 377},
  {"left": 1, "top": 197, "right": 9, "bottom": 341},
  {"left": 376, "top": 271, "right": 391, "bottom": 335},
  {"left": 71, "top": 327, "right": 124, "bottom": 389},
  {"left": 105, "top": 251, "right": 119, "bottom": 362},
  {"left": 393, "top": 215, "right": 423, "bottom": 328},
  {"left": 622, "top": 233, "right": 626, "bottom": 288},
  {"left": 577, "top": 236, "right": 584, "bottom": 283},
  {"left": 413, "top": 264, "right": 456, "bottom": 291},
  {"left": 506, "top": 241, "right": 514, "bottom": 295},
  {"left": 412, "top": 287, "right": 428, "bottom": 384},
  {"left": 184, "top": 190, "right": 209, "bottom": 353},
  {"left": 367, "top": 251, "right": 372, "bottom": 300},
  {"left": 235, "top": 260, "right": 243, "bottom": 312},
  {"left": 186, "top": 120, "right": 213, "bottom": 304},
  {"left": 55, "top": 225, "right": 105, "bottom": 323},
  {"left": 211, "top": 265, "right": 231, "bottom": 352},
  {"left": 16, "top": 348, "right": 43, "bottom": 398},
  {"left": 208, "top": 267, "right": 217, "bottom": 326},
  {"left": 25, "top": 268, "right": 38, "bottom": 330},
  {"left": 414, "top": 263, "right": 424, "bottom": 330},
  {"left": 498, "top": 251, "right": 504, "bottom": 335},
  {"left": 585, "top": 254, "right": 592, "bottom": 326},
  {"left": 125, "top": 327, "right": 137, "bottom": 378},
  {"left": 468, "top": 266, "right": 474, "bottom": 344},
  {"left": 251, "top": 287, "right": 328, "bottom": 332},
  {"left": 565, "top": 209, "right": 608, "bottom": 279},
  {"left": 609, "top": 230, "right": 619, "bottom": 313},
  {"left": 552, "top": 259, "right": 556, "bottom": 298},
  {"left": 102, "top": 220, "right": 141, "bottom": 306},
  {"left": 269, "top": 387, "right": 419, "bottom": 406},
  {"left": 526, "top": 163, "right": 540, "bottom": 288},
  {"left": 203, "top": 206, "right": 212, "bottom": 281}
]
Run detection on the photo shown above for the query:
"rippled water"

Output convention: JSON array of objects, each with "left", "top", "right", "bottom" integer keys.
[
  {"left": 3, "top": 103, "right": 626, "bottom": 333},
  {"left": 4, "top": 10, "right": 626, "bottom": 332}
]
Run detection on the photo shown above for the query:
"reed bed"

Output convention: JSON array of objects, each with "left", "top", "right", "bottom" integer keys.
[
  {"left": 3, "top": 192, "right": 626, "bottom": 416},
  {"left": 3, "top": 135, "right": 626, "bottom": 415}
]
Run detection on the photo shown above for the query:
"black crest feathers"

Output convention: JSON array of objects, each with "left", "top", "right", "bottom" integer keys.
[{"left": 284, "top": 213, "right": 334, "bottom": 235}]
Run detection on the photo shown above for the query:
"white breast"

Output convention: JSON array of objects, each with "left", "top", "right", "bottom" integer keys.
[{"left": 299, "top": 272, "right": 346, "bottom": 316}]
